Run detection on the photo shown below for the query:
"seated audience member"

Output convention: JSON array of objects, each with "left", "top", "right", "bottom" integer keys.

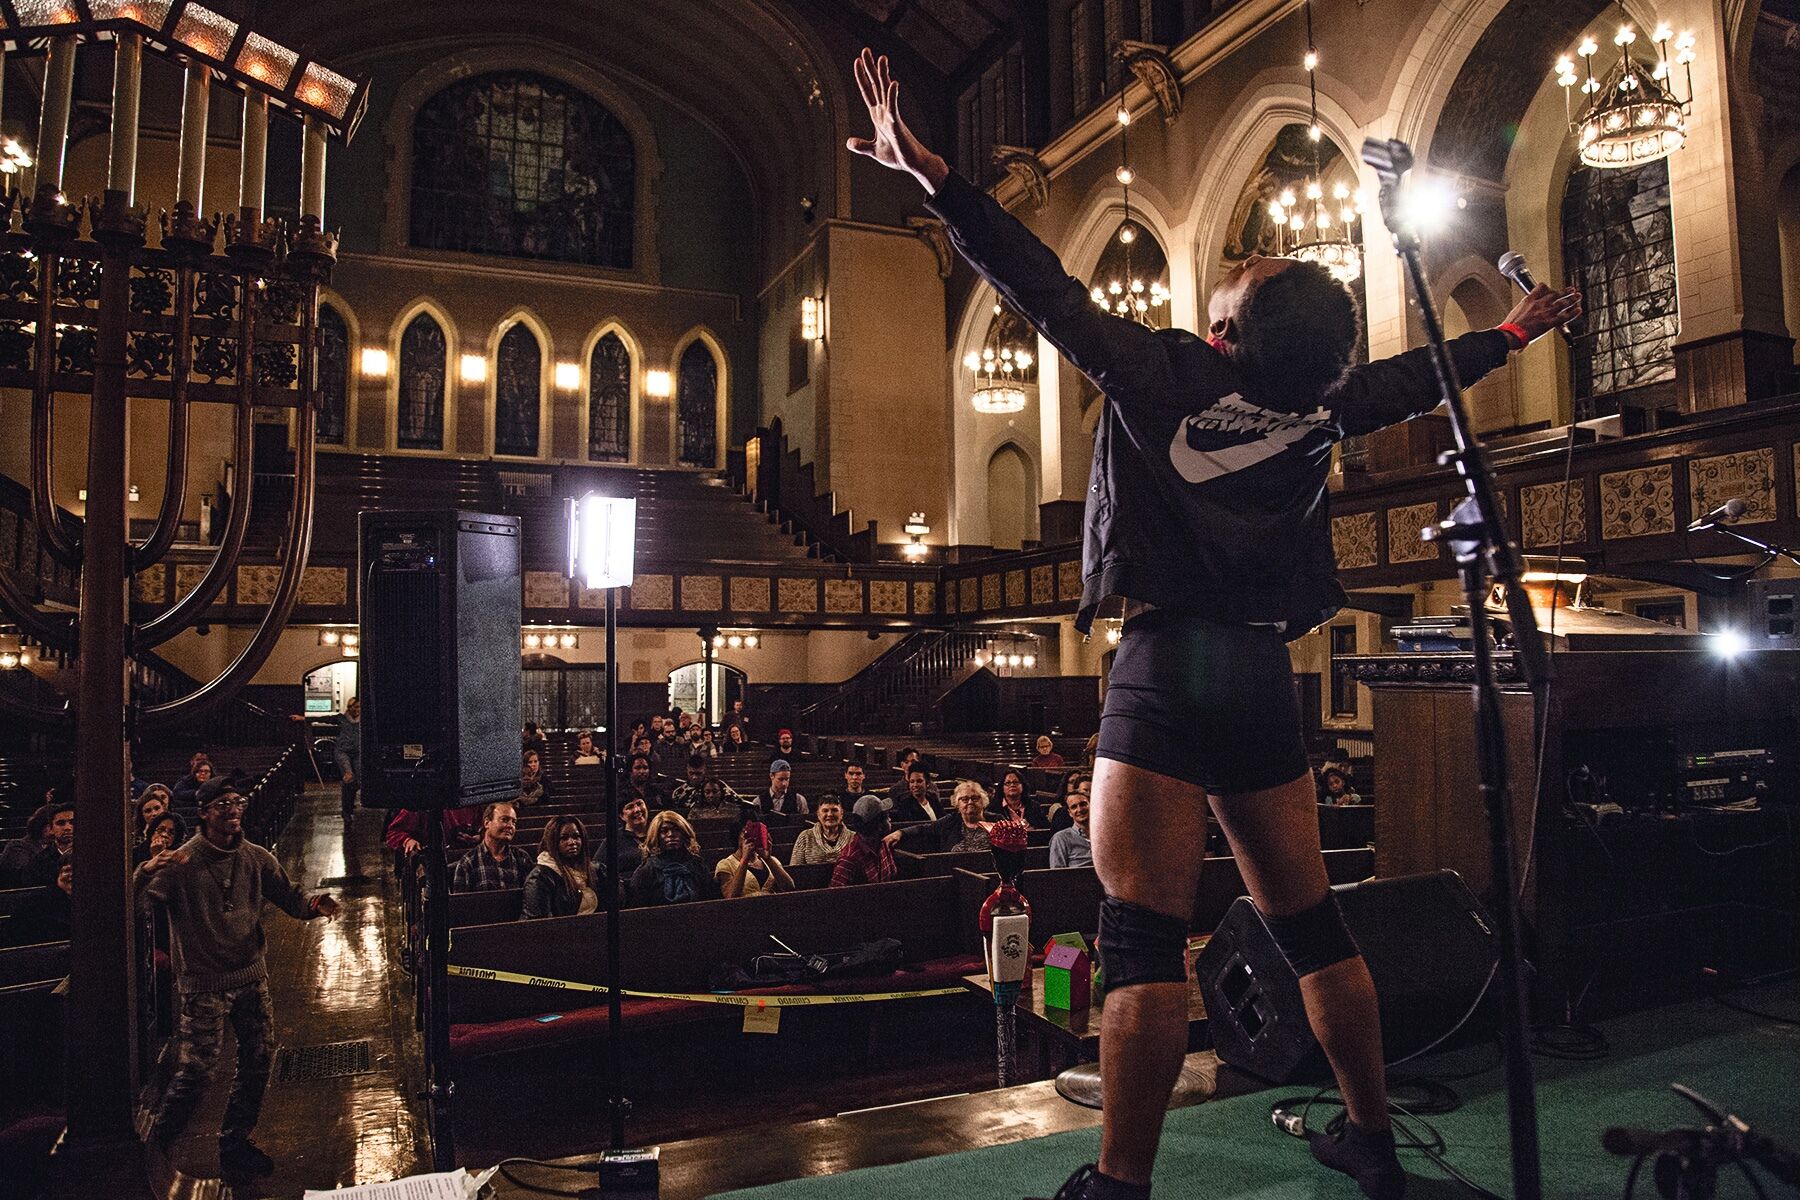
[
  {"left": 891, "top": 747, "right": 920, "bottom": 790},
  {"left": 1044, "top": 772, "right": 1090, "bottom": 834},
  {"left": 721, "top": 723, "right": 750, "bottom": 754},
  {"left": 723, "top": 697, "right": 749, "bottom": 739},
  {"left": 650, "top": 723, "right": 684, "bottom": 778},
  {"left": 630, "top": 735, "right": 655, "bottom": 762},
  {"left": 627, "top": 811, "right": 719, "bottom": 906},
  {"left": 0, "top": 801, "right": 59, "bottom": 886},
  {"left": 451, "top": 802, "right": 533, "bottom": 892},
  {"left": 17, "top": 800, "right": 75, "bottom": 887},
  {"left": 695, "top": 727, "right": 720, "bottom": 759},
  {"left": 625, "top": 754, "right": 668, "bottom": 811},
  {"left": 384, "top": 806, "right": 482, "bottom": 857},
  {"left": 521, "top": 816, "right": 600, "bottom": 918},
  {"left": 1048, "top": 784, "right": 1094, "bottom": 869},
  {"left": 521, "top": 722, "right": 549, "bottom": 758},
  {"left": 987, "top": 768, "right": 1034, "bottom": 825},
  {"left": 134, "top": 811, "right": 188, "bottom": 870},
  {"left": 628, "top": 719, "right": 648, "bottom": 747},
  {"left": 14, "top": 858, "right": 73, "bottom": 944},
  {"left": 593, "top": 796, "right": 652, "bottom": 896},
  {"left": 171, "top": 755, "right": 214, "bottom": 806},
  {"left": 676, "top": 710, "right": 693, "bottom": 734},
  {"left": 715, "top": 820, "right": 794, "bottom": 898},
  {"left": 573, "top": 731, "right": 602, "bottom": 766},
  {"left": 668, "top": 755, "right": 710, "bottom": 813},
  {"left": 688, "top": 777, "right": 743, "bottom": 822},
  {"left": 830, "top": 796, "right": 903, "bottom": 887},
  {"left": 135, "top": 785, "right": 173, "bottom": 840},
  {"left": 1323, "top": 745, "right": 1352, "bottom": 777},
  {"left": 1031, "top": 735, "right": 1065, "bottom": 769},
  {"left": 753, "top": 759, "right": 810, "bottom": 826},
  {"left": 770, "top": 728, "right": 797, "bottom": 764},
  {"left": 889, "top": 763, "right": 940, "bottom": 824},
  {"left": 905, "top": 781, "right": 993, "bottom": 853},
  {"left": 790, "top": 794, "right": 856, "bottom": 866},
  {"left": 1320, "top": 766, "right": 1364, "bottom": 807},
  {"left": 519, "top": 749, "right": 549, "bottom": 806},
  {"left": 841, "top": 763, "right": 870, "bottom": 803}
]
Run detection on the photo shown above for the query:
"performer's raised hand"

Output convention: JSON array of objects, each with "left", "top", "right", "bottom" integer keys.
[{"left": 846, "top": 48, "right": 949, "bottom": 192}]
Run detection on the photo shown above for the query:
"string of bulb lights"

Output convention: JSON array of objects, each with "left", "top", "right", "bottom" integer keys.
[
  {"left": 1089, "top": 94, "right": 1170, "bottom": 327},
  {"left": 1266, "top": 1, "right": 1366, "bottom": 284},
  {"left": 1557, "top": 21, "right": 1696, "bottom": 169}
]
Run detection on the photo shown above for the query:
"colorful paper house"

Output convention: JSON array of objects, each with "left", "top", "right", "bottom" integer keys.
[{"left": 1043, "top": 942, "right": 1092, "bottom": 1011}]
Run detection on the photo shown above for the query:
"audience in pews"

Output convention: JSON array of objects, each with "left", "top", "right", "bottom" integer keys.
[
  {"left": 830, "top": 795, "right": 902, "bottom": 887},
  {"left": 1031, "top": 734, "right": 1065, "bottom": 769},
  {"left": 172, "top": 754, "right": 214, "bottom": 806},
  {"left": 18, "top": 799, "right": 73, "bottom": 887},
  {"left": 689, "top": 777, "right": 742, "bottom": 822},
  {"left": 573, "top": 731, "right": 602, "bottom": 766},
  {"left": 651, "top": 719, "right": 685, "bottom": 778},
  {"left": 627, "top": 811, "right": 720, "bottom": 905},
  {"left": 988, "top": 768, "right": 1033, "bottom": 826},
  {"left": 753, "top": 759, "right": 810, "bottom": 826},
  {"left": 721, "top": 723, "right": 750, "bottom": 754},
  {"left": 451, "top": 802, "right": 533, "bottom": 892},
  {"left": 1320, "top": 766, "right": 1364, "bottom": 807},
  {"left": 723, "top": 697, "right": 749, "bottom": 740},
  {"left": 334, "top": 697, "right": 363, "bottom": 821},
  {"left": 521, "top": 721, "right": 549, "bottom": 759},
  {"left": 770, "top": 728, "right": 797, "bottom": 764},
  {"left": 135, "top": 811, "right": 188, "bottom": 871},
  {"left": 1044, "top": 771, "right": 1090, "bottom": 834},
  {"left": 668, "top": 755, "right": 710, "bottom": 814},
  {"left": 695, "top": 727, "right": 721, "bottom": 760},
  {"left": 841, "top": 763, "right": 869, "bottom": 803},
  {"left": 384, "top": 805, "right": 482, "bottom": 857},
  {"left": 790, "top": 794, "right": 856, "bottom": 865},
  {"left": 1048, "top": 784, "right": 1093, "bottom": 869},
  {"left": 521, "top": 816, "right": 600, "bottom": 918},
  {"left": 626, "top": 754, "right": 667, "bottom": 812},
  {"left": 0, "top": 801, "right": 60, "bottom": 887},
  {"left": 594, "top": 796, "right": 652, "bottom": 896},
  {"left": 715, "top": 820, "right": 794, "bottom": 898},
  {"left": 889, "top": 763, "right": 940, "bottom": 823},
  {"left": 136, "top": 784, "right": 172, "bottom": 839},
  {"left": 519, "top": 749, "right": 548, "bottom": 806},
  {"left": 893, "top": 747, "right": 920, "bottom": 788},
  {"left": 904, "top": 780, "right": 993, "bottom": 853}
]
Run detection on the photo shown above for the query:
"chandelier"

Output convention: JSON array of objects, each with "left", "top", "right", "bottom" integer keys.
[
  {"left": 1557, "top": 23, "right": 1695, "bottom": 169},
  {"left": 1271, "top": 1, "right": 1364, "bottom": 284},
  {"left": 1089, "top": 96, "right": 1169, "bottom": 327},
  {"left": 966, "top": 302, "right": 1033, "bottom": 414}
]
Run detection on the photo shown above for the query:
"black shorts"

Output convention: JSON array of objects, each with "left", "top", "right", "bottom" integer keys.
[{"left": 1096, "top": 609, "right": 1310, "bottom": 795}]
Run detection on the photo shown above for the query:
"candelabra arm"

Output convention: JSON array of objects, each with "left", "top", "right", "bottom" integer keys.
[
  {"left": 130, "top": 266, "right": 197, "bottom": 570},
  {"left": 30, "top": 247, "right": 84, "bottom": 568},
  {"left": 0, "top": 679, "right": 70, "bottom": 728},
  {"left": 134, "top": 271, "right": 256, "bottom": 650},
  {"left": 0, "top": 554, "right": 77, "bottom": 650}
]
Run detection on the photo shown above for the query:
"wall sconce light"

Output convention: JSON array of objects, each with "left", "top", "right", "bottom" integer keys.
[
  {"left": 319, "top": 627, "right": 358, "bottom": 649},
  {"left": 800, "top": 295, "right": 822, "bottom": 342},
  {"left": 0, "top": 651, "right": 19, "bottom": 669},
  {"left": 460, "top": 353, "right": 488, "bottom": 384},
  {"left": 711, "top": 629, "right": 760, "bottom": 650},
  {"left": 320, "top": 629, "right": 338, "bottom": 645},
  {"left": 902, "top": 511, "right": 930, "bottom": 559},
  {"left": 554, "top": 361, "right": 582, "bottom": 390},
  {"left": 1105, "top": 622, "right": 1122, "bottom": 645},
  {"left": 524, "top": 631, "right": 542, "bottom": 650},
  {"left": 360, "top": 347, "right": 389, "bottom": 377},
  {"left": 645, "top": 369, "right": 673, "bottom": 398}
]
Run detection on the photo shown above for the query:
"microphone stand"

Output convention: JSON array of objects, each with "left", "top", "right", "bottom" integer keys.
[{"left": 1363, "top": 137, "right": 1549, "bottom": 1200}]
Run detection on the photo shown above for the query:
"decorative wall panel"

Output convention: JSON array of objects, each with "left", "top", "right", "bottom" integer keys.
[
  {"left": 577, "top": 586, "right": 606, "bottom": 610},
  {"left": 1599, "top": 465, "right": 1675, "bottom": 539},
  {"left": 1005, "top": 570, "right": 1026, "bottom": 607},
  {"left": 1520, "top": 480, "right": 1588, "bottom": 548},
  {"left": 236, "top": 565, "right": 279, "bottom": 605},
  {"left": 1385, "top": 503, "right": 1439, "bottom": 564},
  {"left": 981, "top": 574, "right": 1002, "bottom": 610},
  {"left": 730, "top": 577, "right": 771, "bottom": 613},
  {"left": 176, "top": 563, "right": 207, "bottom": 599},
  {"left": 1688, "top": 448, "right": 1776, "bottom": 524},
  {"left": 679, "top": 575, "right": 722, "bottom": 611},
  {"left": 628, "top": 574, "right": 673, "bottom": 610},
  {"left": 0, "top": 508, "right": 17, "bottom": 567},
  {"left": 778, "top": 578, "right": 818, "bottom": 612},
  {"left": 824, "top": 579, "right": 863, "bottom": 614},
  {"left": 960, "top": 577, "right": 980, "bottom": 612},
  {"left": 298, "top": 566, "right": 347, "bottom": 606},
  {"left": 1058, "top": 560, "right": 1082, "bottom": 601},
  {"left": 524, "top": 570, "right": 570, "bottom": 608},
  {"left": 1030, "top": 564, "right": 1054, "bottom": 605},
  {"left": 133, "top": 563, "right": 166, "bottom": 602},
  {"left": 870, "top": 580, "right": 907, "bottom": 614},
  {"left": 1332, "top": 512, "right": 1379, "bottom": 569},
  {"left": 913, "top": 581, "right": 936, "bottom": 614}
]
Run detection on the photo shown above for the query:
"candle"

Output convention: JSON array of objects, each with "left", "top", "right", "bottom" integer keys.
[
  {"left": 176, "top": 64, "right": 212, "bottom": 209},
  {"left": 34, "top": 37, "right": 77, "bottom": 194},
  {"left": 300, "top": 115, "right": 327, "bottom": 223},
  {"left": 108, "top": 33, "right": 142, "bottom": 200},
  {"left": 239, "top": 93, "right": 268, "bottom": 215}
]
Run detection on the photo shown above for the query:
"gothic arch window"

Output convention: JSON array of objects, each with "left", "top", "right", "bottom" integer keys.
[
  {"left": 317, "top": 303, "right": 349, "bottom": 445},
  {"left": 1560, "top": 158, "right": 1677, "bottom": 419},
  {"left": 495, "top": 322, "right": 543, "bottom": 457},
  {"left": 411, "top": 71, "right": 636, "bottom": 269},
  {"left": 588, "top": 332, "right": 631, "bottom": 462},
  {"left": 397, "top": 312, "right": 447, "bottom": 450},
  {"left": 676, "top": 340, "right": 720, "bottom": 468}
]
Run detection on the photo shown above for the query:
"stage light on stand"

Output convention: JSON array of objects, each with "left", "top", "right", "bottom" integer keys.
[{"left": 1710, "top": 629, "right": 1749, "bottom": 659}]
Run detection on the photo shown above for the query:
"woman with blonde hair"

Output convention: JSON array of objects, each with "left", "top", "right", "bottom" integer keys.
[
  {"left": 626, "top": 810, "right": 719, "bottom": 906},
  {"left": 521, "top": 816, "right": 599, "bottom": 918},
  {"left": 901, "top": 779, "right": 996, "bottom": 853}
]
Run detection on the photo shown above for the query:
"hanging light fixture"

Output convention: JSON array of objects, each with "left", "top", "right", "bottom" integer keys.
[
  {"left": 1279, "top": 1, "right": 1363, "bottom": 284},
  {"left": 965, "top": 302, "right": 1033, "bottom": 415},
  {"left": 1090, "top": 97, "right": 1170, "bottom": 327},
  {"left": 1558, "top": 23, "right": 1695, "bottom": 169}
]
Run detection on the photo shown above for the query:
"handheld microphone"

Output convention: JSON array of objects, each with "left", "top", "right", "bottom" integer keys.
[
  {"left": 1496, "top": 251, "right": 1538, "bottom": 293},
  {"left": 1687, "top": 497, "right": 1747, "bottom": 532}
]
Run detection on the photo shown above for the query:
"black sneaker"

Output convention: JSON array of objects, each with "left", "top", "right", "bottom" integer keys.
[
  {"left": 219, "top": 1137, "right": 276, "bottom": 1179},
  {"left": 1309, "top": 1121, "right": 1406, "bottom": 1200},
  {"left": 1030, "top": 1164, "right": 1100, "bottom": 1200}
]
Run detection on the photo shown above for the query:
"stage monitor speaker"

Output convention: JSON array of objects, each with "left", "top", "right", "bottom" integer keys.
[
  {"left": 1194, "top": 870, "right": 1498, "bottom": 1083},
  {"left": 358, "top": 510, "right": 521, "bottom": 809}
]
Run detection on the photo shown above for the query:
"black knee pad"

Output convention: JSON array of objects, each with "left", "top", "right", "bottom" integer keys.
[
  {"left": 1261, "top": 891, "right": 1360, "bottom": 977},
  {"left": 1097, "top": 895, "right": 1189, "bottom": 989}
]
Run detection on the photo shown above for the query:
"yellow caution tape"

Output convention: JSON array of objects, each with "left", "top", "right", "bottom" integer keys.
[{"left": 445, "top": 963, "right": 966, "bottom": 1007}]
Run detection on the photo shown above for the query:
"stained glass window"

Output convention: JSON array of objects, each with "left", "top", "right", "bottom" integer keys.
[
  {"left": 495, "top": 323, "right": 542, "bottom": 457},
  {"left": 317, "top": 303, "right": 348, "bottom": 445},
  {"left": 1560, "top": 158, "right": 1677, "bottom": 419},
  {"left": 397, "top": 312, "right": 446, "bottom": 450},
  {"left": 411, "top": 72, "right": 635, "bottom": 269},
  {"left": 677, "top": 341, "right": 719, "bottom": 468},
  {"left": 588, "top": 332, "right": 630, "bottom": 462}
]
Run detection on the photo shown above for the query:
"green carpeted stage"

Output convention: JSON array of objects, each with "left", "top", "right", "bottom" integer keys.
[{"left": 713, "top": 983, "right": 1800, "bottom": 1199}]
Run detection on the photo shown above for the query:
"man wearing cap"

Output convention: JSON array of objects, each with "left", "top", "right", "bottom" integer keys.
[
  {"left": 830, "top": 795, "right": 905, "bottom": 887},
  {"left": 141, "top": 778, "right": 340, "bottom": 1182},
  {"left": 770, "top": 728, "right": 797, "bottom": 763},
  {"left": 754, "top": 759, "right": 810, "bottom": 826}
]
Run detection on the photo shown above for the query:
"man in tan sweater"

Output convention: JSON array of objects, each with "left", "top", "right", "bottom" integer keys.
[{"left": 139, "top": 778, "right": 339, "bottom": 1182}]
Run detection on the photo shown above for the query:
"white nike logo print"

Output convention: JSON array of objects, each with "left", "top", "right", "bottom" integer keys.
[{"left": 1167, "top": 394, "right": 1333, "bottom": 484}]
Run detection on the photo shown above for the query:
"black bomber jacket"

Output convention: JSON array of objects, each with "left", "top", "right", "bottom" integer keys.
[{"left": 924, "top": 172, "right": 1510, "bottom": 639}]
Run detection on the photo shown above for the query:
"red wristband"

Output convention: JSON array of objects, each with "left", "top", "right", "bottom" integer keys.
[{"left": 1498, "top": 322, "right": 1529, "bottom": 350}]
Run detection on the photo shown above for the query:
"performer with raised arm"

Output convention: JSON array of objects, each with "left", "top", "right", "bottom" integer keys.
[{"left": 847, "top": 49, "right": 1578, "bottom": 1200}]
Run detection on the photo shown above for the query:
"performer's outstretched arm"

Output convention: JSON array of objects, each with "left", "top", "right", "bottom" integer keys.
[{"left": 847, "top": 49, "right": 1169, "bottom": 396}]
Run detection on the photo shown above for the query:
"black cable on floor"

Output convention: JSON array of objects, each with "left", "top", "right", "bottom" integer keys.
[{"left": 493, "top": 1157, "right": 603, "bottom": 1198}]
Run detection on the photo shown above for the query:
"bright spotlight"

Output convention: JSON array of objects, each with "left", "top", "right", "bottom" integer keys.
[
  {"left": 1710, "top": 629, "right": 1749, "bottom": 658},
  {"left": 1400, "top": 176, "right": 1458, "bottom": 234}
]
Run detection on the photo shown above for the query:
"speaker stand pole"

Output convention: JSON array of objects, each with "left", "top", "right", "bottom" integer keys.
[
  {"left": 604, "top": 585, "right": 629, "bottom": 1149},
  {"left": 424, "top": 813, "right": 456, "bottom": 1171},
  {"left": 1363, "top": 136, "right": 1547, "bottom": 1200}
]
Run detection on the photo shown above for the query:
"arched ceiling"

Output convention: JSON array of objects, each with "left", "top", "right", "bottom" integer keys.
[{"left": 1430, "top": 0, "right": 1608, "bottom": 182}]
